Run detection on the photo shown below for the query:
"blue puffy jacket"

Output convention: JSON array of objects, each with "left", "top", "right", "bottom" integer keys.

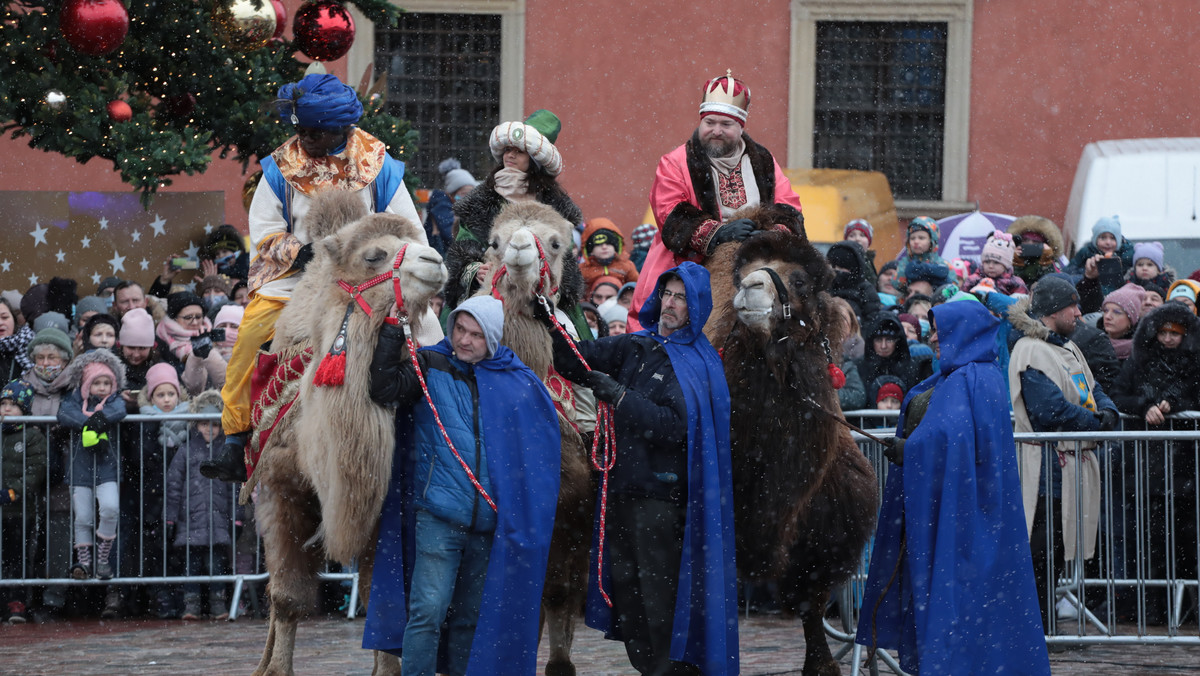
[{"left": 370, "top": 324, "right": 495, "bottom": 532}]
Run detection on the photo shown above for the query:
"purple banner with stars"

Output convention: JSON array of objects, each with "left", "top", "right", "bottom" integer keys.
[{"left": 0, "top": 191, "right": 224, "bottom": 292}]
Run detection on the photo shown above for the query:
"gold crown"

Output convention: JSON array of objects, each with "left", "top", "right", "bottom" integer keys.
[{"left": 700, "top": 69, "right": 750, "bottom": 123}]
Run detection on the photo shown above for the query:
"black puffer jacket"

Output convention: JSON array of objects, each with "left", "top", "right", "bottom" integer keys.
[
  {"left": 856, "top": 313, "right": 928, "bottom": 391},
  {"left": 551, "top": 331, "right": 687, "bottom": 503},
  {"left": 826, "top": 241, "right": 883, "bottom": 323},
  {"left": 444, "top": 177, "right": 584, "bottom": 310},
  {"left": 1110, "top": 302, "right": 1200, "bottom": 418}
]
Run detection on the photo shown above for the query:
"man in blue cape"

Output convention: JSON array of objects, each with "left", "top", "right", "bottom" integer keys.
[
  {"left": 856, "top": 301, "right": 1050, "bottom": 675},
  {"left": 363, "top": 296, "right": 560, "bottom": 675},
  {"left": 547, "top": 261, "right": 738, "bottom": 675}
]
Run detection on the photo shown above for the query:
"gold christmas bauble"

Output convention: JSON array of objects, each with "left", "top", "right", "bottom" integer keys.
[{"left": 212, "top": 0, "right": 276, "bottom": 52}]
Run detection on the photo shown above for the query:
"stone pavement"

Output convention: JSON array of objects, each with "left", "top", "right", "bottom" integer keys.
[{"left": 0, "top": 614, "right": 1196, "bottom": 674}]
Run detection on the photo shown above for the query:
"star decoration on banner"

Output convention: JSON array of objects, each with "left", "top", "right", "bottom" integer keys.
[
  {"left": 140, "top": 258, "right": 149, "bottom": 271},
  {"left": 108, "top": 250, "right": 127, "bottom": 274},
  {"left": 131, "top": 230, "right": 142, "bottom": 243},
  {"left": 91, "top": 272, "right": 102, "bottom": 285},
  {"left": 149, "top": 214, "right": 167, "bottom": 237},
  {"left": 27, "top": 274, "right": 38, "bottom": 286},
  {"left": 55, "top": 249, "right": 66, "bottom": 263},
  {"left": 185, "top": 280, "right": 197, "bottom": 292},
  {"left": 183, "top": 241, "right": 199, "bottom": 260},
  {"left": 203, "top": 223, "right": 214, "bottom": 235},
  {"left": 0, "top": 260, "right": 10, "bottom": 272},
  {"left": 81, "top": 236, "right": 92, "bottom": 249},
  {"left": 30, "top": 222, "right": 48, "bottom": 246},
  {"left": 98, "top": 217, "right": 109, "bottom": 230}
]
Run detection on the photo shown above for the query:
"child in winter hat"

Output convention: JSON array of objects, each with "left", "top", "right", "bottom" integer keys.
[
  {"left": 579, "top": 218, "right": 639, "bottom": 291},
  {"left": 896, "top": 216, "right": 947, "bottom": 290},
  {"left": 966, "top": 230, "right": 1028, "bottom": 296},
  {"left": 119, "top": 308, "right": 156, "bottom": 348},
  {"left": 1131, "top": 241, "right": 1174, "bottom": 290},
  {"left": 843, "top": 219, "right": 873, "bottom": 249},
  {"left": 439, "top": 159, "right": 478, "bottom": 198},
  {"left": 139, "top": 362, "right": 190, "bottom": 452},
  {"left": 629, "top": 223, "right": 658, "bottom": 271}
]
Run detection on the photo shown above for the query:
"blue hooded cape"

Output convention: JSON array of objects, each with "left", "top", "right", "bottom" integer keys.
[
  {"left": 585, "top": 261, "right": 739, "bottom": 675},
  {"left": 855, "top": 301, "right": 1050, "bottom": 675},
  {"left": 362, "top": 339, "right": 561, "bottom": 675}
]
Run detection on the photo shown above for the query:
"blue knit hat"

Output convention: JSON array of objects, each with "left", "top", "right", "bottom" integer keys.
[
  {"left": 1092, "top": 215, "right": 1123, "bottom": 247},
  {"left": 276, "top": 74, "right": 363, "bottom": 129},
  {"left": 0, "top": 380, "right": 35, "bottom": 415}
]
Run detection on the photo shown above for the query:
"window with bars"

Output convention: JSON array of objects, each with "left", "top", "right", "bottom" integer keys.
[
  {"left": 375, "top": 13, "right": 502, "bottom": 189},
  {"left": 813, "top": 21, "right": 948, "bottom": 201}
]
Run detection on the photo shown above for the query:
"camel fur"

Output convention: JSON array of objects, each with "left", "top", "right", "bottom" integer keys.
[
  {"left": 475, "top": 201, "right": 593, "bottom": 676},
  {"left": 250, "top": 191, "right": 447, "bottom": 676},
  {"left": 714, "top": 229, "right": 879, "bottom": 676}
]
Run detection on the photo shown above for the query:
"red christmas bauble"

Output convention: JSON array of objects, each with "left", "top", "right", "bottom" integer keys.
[
  {"left": 108, "top": 100, "right": 132, "bottom": 122},
  {"left": 270, "top": 0, "right": 287, "bottom": 39},
  {"left": 293, "top": 0, "right": 355, "bottom": 62},
  {"left": 59, "top": 0, "right": 129, "bottom": 56}
]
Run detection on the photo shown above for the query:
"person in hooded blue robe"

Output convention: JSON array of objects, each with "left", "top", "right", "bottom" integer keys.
[
  {"left": 545, "top": 261, "right": 738, "bottom": 676},
  {"left": 856, "top": 300, "right": 1051, "bottom": 675},
  {"left": 362, "top": 296, "right": 560, "bottom": 676}
]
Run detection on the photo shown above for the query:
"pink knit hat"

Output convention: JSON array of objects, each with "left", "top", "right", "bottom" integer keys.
[
  {"left": 980, "top": 230, "right": 1016, "bottom": 272},
  {"left": 144, "top": 362, "right": 181, "bottom": 402},
  {"left": 119, "top": 308, "right": 156, "bottom": 348},
  {"left": 80, "top": 361, "right": 118, "bottom": 414},
  {"left": 1103, "top": 282, "right": 1147, "bottom": 326}
]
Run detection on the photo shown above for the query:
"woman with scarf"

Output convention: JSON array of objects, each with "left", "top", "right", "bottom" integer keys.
[
  {"left": 155, "top": 292, "right": 226, "bottom": 396},
  {"left": 0, "top": 297, "right": 33, "bottom": 384},
  {"left": 443, "top": 110, "right": 585, "bottom": 315}
]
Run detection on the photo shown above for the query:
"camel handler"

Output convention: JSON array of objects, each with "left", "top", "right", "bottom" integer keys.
[
  {"left": 363, "top": 296, "right": 560, "bottom": 676},
  {"left": 541, "top": 263, "right": 738, "bottom": 676},
  {"left": 201, "top": 73, "right": 425, "bottom": 483},
  {"left": 627, "top": 71, "right": 804, "bottom": 331}
]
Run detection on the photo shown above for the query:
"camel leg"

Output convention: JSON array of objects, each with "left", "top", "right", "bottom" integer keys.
[
  {"left": 252, "top": 478, "right": 324, "bottom": 676},
  {"left": 800, "top": 586, "right": 839, "bottom": 676}
]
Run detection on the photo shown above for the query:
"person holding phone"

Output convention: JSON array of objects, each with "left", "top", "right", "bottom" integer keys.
[
  {"left": 154, "top": 292, "right": 226, "bottom": 396},
  {"left": 1066, "top": 215, "right": 1136, "bottom": 279},
  {"left": 1007, "top": 215, "right": 1065, "bottom": 287}
]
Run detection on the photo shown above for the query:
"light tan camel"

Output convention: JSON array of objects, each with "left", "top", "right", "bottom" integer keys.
[
  {"left": 249, "top": 192, "right": 447, "bottom": 676},
  {"left": 476, "top": 201, "right": 593, "bottom": 676}
]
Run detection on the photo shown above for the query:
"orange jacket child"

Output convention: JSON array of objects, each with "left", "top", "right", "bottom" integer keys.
[{"left": 579, "top": 218, "right": 640, "bottom": 290}]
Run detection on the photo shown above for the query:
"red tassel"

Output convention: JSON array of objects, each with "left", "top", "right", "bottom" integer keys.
[
  {"left": 828, "top": 363, "right": 846, "bottom": 390},
  {"left": 313, "top": 352, "right": 346, "bottom": 387}
]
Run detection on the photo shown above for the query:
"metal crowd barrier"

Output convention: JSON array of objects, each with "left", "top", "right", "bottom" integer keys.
[
  {"left": 0, "top": 413, "right": 359, "bottom": 621},
  {"left": 837, "top": 411, "right": 1200, "bottom": 675}
]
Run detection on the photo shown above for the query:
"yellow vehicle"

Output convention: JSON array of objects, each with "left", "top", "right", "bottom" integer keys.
[{"left": 641, "top": 168, "right": 900, "bottom": 257}]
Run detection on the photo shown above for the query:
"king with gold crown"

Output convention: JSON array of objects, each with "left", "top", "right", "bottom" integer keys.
[{"left": 627, "top": 70, "right": 805, "bottom": 329}]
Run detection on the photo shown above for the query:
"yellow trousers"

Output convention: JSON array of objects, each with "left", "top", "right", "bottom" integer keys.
[{"left": 220, "top": 295, "right": 285, "bottom": 435}]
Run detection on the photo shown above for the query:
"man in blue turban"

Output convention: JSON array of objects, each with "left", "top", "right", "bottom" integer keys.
[{"left": 202, "top": 72, "right": 434, "bottom": 483}]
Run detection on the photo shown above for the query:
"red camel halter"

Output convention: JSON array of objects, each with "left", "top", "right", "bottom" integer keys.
[
  {"left": 490, "top": 236, "right": 559, "bottom": 302},
  {"left": 538, "top": 293, "right": 619, "bottom": 607},
  {"left": 322, "top": 244, "right": 497, "bottom": 512}
]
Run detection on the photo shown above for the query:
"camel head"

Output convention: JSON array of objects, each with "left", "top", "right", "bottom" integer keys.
[
  {"left": 485, "top": 202, "right": 573, "bottom": 304},
  {"left": 731, "top": 230, "right": 835, "bottom": 345},
  {"left": 317, "top": 212, "right": 447, "bottom": 315}
]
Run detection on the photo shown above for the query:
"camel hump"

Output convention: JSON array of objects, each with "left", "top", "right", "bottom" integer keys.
[{"left": 306, "top": 190, "right": 370, "bottom": 241}]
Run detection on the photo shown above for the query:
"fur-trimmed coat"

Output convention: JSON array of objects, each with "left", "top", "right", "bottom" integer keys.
[
  {"left": 444, "top": 177, "right": 584, "bottom": 310},
  {"left": 1110, "top": 302, "right": 1200, "bottom": 418},
  {"left": 652, "top": 131, "right": 803, "bottom": 259},
  {"left": 57, "top": 349, "right": 128, "bottom": 487}
]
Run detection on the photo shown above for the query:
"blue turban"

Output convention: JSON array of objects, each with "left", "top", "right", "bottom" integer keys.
[{"left": 276, "top": 74, "right": 363, "bottom": 128}]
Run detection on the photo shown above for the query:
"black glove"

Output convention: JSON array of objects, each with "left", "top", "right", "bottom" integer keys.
[
  {"left": 530, "top": 297, "right": 556, "bottom": 328},
  {"left": 84, "top": 410, "right": 111, "bottom": 433},
  {"left": 585, "top": 370, "right": 626, "bottom": 404},
  {"left": 190, "top": 333, "right": 213, "bottom": 359},
  {"left": 883, "top": 437, "right": 905, "bottom": 466},
  {"left": 292, "top": 242, "right": 315, "bottom": 272},
  {"left": 1098, "top": 409, "right": 1119, "bottom": 432},
  {"left": 706, "top": 218, "right": 756, "bottom": 254}
]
